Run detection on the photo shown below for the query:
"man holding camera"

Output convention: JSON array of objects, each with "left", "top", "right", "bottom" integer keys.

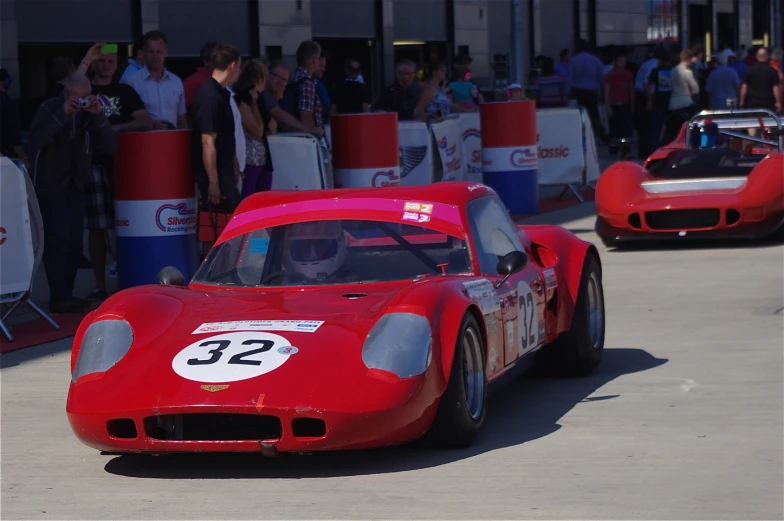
[{"left": 28, "top": 73, "right": 117, "bottom": 314}]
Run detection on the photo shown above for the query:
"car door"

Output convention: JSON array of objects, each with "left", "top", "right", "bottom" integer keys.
[{"left": 466, "top": 196, "right": 546, "bottom": 369}]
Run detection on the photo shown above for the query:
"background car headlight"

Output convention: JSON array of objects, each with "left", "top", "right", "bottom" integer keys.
[
  {"left": 72, "top": 319, "right": 134, "bottom": 382},
  {"left": 362, "top": 313, "right": 432, "bottom": 378}
]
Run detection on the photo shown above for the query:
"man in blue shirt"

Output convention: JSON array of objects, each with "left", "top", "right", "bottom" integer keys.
[
  {"left": 705, "top": 51, "right": 741, "bottom": 109},
  {"left": 565, "top": 39, "right": 610, "bottom": 145}
]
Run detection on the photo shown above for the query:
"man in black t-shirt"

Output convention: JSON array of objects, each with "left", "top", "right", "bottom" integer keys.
[
  {"left": 191, "top": 44, "right": 242, "bottom": 225},
  {"left": 740, "top": 47, "right": 782, "bottom": 113},
  {"left": 85, "top": 51, "right": 153, "bottom": 301},
  {"left": 330, "top": 59, "right": 371, "bottom": 115},
  {"left": 373, "top": 59, "right": 421, "bottom": 120}
]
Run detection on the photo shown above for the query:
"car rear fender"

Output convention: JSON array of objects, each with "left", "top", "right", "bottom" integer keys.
[
  {"left": 595, "top": 162, "right": 649, "bottom": 213},
  {"left": 745, "top": 153, "right": 784, "bottom": 200},
  {"left": 519, "top": 225, "right": 601, "bottom": 337}
]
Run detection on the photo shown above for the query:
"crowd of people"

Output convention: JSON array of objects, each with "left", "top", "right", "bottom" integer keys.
[
  {"left": 526, "top": 39, "right": 783, "bottom": 159},
  {"left": 0, "top": 28, "right": 782, "bottom": 314}
]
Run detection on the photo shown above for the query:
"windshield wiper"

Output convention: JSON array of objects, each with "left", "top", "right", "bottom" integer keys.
[{"left": 376, "top": 223, "right": 440, "bottom": 274}]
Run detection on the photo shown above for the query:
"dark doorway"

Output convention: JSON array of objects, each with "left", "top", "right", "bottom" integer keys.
[
  {"left": 716, "top": 12, "right": 737, "bottom": 49},
  {"left": 688, "top": 4, "right": 709, "bottom": 48},
  {"left": 313, "top": 38, "right": 379, "bottom": 104},
  {"left": 752, "top": 0, "right": 771, "bottom": 45}
]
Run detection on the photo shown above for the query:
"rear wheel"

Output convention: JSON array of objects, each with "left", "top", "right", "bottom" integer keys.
[
  {"left": 424, "top": 313, "right": 486, "bottom": 449},
  {"left": 534, "top": 254, "right": 605, "bottom": 377}
]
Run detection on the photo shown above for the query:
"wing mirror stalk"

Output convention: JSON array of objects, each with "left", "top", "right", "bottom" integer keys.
[{"left": 494, "top": 251, "right": 528, "bottom": 288}]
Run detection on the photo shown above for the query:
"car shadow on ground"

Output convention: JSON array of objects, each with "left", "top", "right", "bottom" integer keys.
[
  {"left": 605, "top": 234, "right": 784, "bottom": 253},
  {"left": 103, "top": 347, "right": 668, "bottom": 479}
]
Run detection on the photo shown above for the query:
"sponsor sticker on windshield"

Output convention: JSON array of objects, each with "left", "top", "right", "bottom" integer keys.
[
  {"left": 192, "top": 320, "right": 324, "bottom": 334},
  {"left": 404, "top": 202, "right": 433, "bottom": 214},
  {"left": 402, "top": 211, "right": 431, "bottom": 224}
]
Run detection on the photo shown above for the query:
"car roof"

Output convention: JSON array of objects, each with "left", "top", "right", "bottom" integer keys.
[{"left": 233, "top": 181, "right": 497, "bottom": 216}]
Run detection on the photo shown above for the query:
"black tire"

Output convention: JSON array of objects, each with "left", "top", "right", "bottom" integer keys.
[
  {"left": 534, "top": 253, "right": 605, "bottom": 377},
  {"left": 423, "top": 313, "right": 487, "bottom": 449}
]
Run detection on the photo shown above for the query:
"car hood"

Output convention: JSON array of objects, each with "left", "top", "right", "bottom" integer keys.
[{"left": 74, "top": 282, "right": 436, "bottom": 411}]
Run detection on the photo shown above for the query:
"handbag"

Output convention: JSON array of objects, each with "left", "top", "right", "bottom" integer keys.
[{"left": 198, "top": 199, "right": 231, "bottom": 243}]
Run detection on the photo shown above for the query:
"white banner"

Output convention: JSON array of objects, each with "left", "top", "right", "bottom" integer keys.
[
  {"left": 483, "top": 146, "right": 538, "bottom": 173},
  {"left": 458, "top": 113, "right": 483, "bottom": 183},
  {"left": 268, "top": 133, "right": 331, "bottom": 191},
  {"left": 535, "top": 108, "right": 586, "bottom": 185},
  {"left": 398, "top": 121, "right": 434, "bottom": 186},
  {"left": 114, "top": 198, "right": 197, "bottom": 238},
  {"left": 0, "top": 158, "right": 35, "bottom": 295},
  {"left": 430, "top": 117, "right": 464, "bottom": 182},
  {"left": 581, "top": 110, "right": 601, "bottom": 182}
]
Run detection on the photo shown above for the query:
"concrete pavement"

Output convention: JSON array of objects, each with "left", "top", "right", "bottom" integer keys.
[{"left": 2, "top": 200, "right": 782, "bottom": 520}]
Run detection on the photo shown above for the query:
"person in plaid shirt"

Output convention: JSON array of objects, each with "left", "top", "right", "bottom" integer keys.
[{"left": 284, "top": 41, "right": 324, "bottom": 131}]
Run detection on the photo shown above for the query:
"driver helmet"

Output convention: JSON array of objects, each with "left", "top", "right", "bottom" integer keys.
[{"left": 287, "top": 221, "right": 347, "bottom": 280}]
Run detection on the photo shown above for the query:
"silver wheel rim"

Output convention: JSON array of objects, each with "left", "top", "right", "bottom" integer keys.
[
  {"left": 462, "top": 327, "right": 484, "bottom": 420},
  {"left": 587, "top": 271, "right": 604, "bottom": 349}
]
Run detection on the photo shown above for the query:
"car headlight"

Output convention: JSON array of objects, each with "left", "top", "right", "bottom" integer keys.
[
  {"left": 362, "top": 313, "right": 432, "bottom": 378},
  {"left": 72, "top": 319, "right": 134, "bottom": 382}
]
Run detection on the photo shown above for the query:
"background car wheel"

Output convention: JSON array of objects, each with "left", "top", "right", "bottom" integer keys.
[
  {"left": 424, "top": 313, "right": 487, "bottom": 449},
  {"left": 534, "top": 253, "right": 605, "bottom": 377}
]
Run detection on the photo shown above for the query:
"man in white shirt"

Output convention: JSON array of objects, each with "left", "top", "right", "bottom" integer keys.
[
  {"left": 121, "top": 30, "right": 187, "bottom": 130},
  {"left": 226, "top": 84, "right": 246, "bottom": 193}
]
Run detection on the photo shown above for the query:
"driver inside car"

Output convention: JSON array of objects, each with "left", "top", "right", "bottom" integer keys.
[{"left": 283, "top": 221, "right": 358, "bottom": 284}]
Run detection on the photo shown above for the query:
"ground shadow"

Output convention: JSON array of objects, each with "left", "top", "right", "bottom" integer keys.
[
  {"left": 606, "top": 233, "right": 784, "bottom": 253},
  {"left": 516, "top": 202, "right": 597, "bottom": 228},
  {"left": 0, "top": 339, "right": 72, "bottom": 369},
  {"left": 103, "top": 347, "right": 667, "bottom": 479}
]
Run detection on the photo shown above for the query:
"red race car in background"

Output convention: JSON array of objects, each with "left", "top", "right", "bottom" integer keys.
[
  {"left": 596, "top": 109, "right": 784, "bottom": 247},
  {"left": 67, "top": 182, "right": 605, "bottom": 456}
]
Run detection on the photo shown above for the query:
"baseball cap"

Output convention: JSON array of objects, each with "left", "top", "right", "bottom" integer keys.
[{"left": 507, "top": 83, "right": 523, "bottom": 90}]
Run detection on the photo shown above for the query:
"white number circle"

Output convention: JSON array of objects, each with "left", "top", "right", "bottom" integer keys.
[
  {"left": 517, "top": 281, "right": 539, "bottom": 356},
  {"left": 172, "top": 331, "right": 297, "bottom": 383}
]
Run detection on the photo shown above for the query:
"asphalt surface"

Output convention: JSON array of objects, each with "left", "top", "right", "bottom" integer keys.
[{"left": 2, "top": 201, "right": 783, "bottom": 520}]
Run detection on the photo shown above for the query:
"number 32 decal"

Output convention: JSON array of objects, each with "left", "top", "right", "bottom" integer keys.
[
  {"left": 517, "top": 281, "right": 540, "bottom": 356},
  {"left": 172, "top": 331, "right": 298, "bottom": 383}
]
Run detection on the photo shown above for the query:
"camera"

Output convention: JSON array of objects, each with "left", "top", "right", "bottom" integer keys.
[{"left": 77, "top": 97, "right": 91, "bottom": 108}]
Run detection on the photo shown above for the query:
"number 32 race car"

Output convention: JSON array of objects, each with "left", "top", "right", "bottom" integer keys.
[
  {"left": 596, "top": 109, "right": 784, "bottom": 246},
  {"left": 67, "top": 182, "right": 605, "bottom": 456}
]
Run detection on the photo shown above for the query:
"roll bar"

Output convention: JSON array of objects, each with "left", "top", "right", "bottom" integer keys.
[{"left": 685, "top": 109, "right": 783, "bottom": 151}]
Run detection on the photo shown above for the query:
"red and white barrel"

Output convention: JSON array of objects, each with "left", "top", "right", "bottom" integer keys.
[
  {"left": 113, "top": 130, "right": 199, "bottom": 289},
  {"left": 330, "top": 113, "right": 400, "bottom": 188},
  {"left": 480, "top": 100, "right": 539, "bottom": 215}
]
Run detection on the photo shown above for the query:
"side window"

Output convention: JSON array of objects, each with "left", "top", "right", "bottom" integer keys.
[{"left": 467, "top": 196, "right": 525, "bottom": 274}]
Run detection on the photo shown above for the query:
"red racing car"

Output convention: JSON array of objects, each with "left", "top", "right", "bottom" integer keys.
[
  {"left": 67, "top": 182, "right": 605, "bottom": 456},
  {"left": 596, "top": 109, "right": 784, "bottom": 247}
]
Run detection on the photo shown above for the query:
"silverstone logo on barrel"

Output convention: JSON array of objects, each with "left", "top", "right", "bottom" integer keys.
[
  {"left": 372, "top": 170, "right": 401, "bottom": 187},
  {"left": 156, "top": 202, "right": 197, "bottom": 233},
  {"left": 510, "top": 147, "right": 538, "bottom": 170}
]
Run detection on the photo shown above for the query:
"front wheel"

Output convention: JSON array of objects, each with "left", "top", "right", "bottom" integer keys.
[
  {"left": 423, "top": 313, "right": 487, "bottom": 449},
  {"left": 534, "top": 253, "right": 605, "bottom": 377}
]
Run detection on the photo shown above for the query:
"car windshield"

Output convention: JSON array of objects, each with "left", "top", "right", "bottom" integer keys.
[{"left": 192, "top": 219, "right": 472, "bottom": 287}]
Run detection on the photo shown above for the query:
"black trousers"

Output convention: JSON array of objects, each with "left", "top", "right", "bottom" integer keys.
[
  {"left": 38, "top": 182, "right": 85, "bottom": 302},
  {"left": 570, "top": 87, "right": 609, "bottom": 143},
  {"left": 633, "top": 91, "right": 651, "bottom": 158}
]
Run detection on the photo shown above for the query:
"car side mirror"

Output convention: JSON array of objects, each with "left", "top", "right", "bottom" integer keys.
[
  {"left": 495, "top": 251, "right": 528, "bottom": 288},
  {"left": 158, "top": 266, "right": 185, "bottom": 286}
]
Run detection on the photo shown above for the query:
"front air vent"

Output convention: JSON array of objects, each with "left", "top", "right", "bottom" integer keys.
[
  {"left": 726, "top": 209, "right": 741, "bottom": 225},
  {"left": 144, "top": 414, "right": 281, "bottom": 441},
  {"left": 107, "top": 418, "right": 137, "bottom": 439},
  {"left": 343, "top": 293, "right": 368, "bottom": 299}
]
